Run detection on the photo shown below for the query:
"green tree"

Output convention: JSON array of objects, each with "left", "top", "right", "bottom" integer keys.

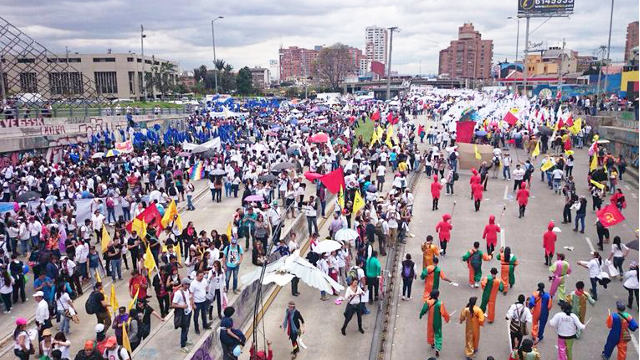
[
  {"left": 158, "top": 62, "right": 177, "bottom": 99},
  {"left": 220, "top": 63, "right": 236, "bottom": 93},
  {"left": 236, "top": 66, "right": 253, "bottom": 96},
  {"left": 285, "top": 86, "right": 299, "bottom": 98},
  {"left": 313, "top": 43, "right": 354, "bottom": 91}
]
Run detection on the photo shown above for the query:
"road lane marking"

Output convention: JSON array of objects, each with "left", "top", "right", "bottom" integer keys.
[
  {"left": 584, "top": 237, "right": 595, "bottom": 253},
  {"left": 503, "top": 185, "right": 508, "bottom": 200},
  {"left": 625, "top": 184, "right": 631, "bottom": 190},
  {"left": 631, "top": 330, "right": 639, "bottom": 353},
  {"left": 632, "top": 193, "right": 638, "bottom": 199},
  {"left": 500, "top": 227, "right": 506, "bottom": 248}
]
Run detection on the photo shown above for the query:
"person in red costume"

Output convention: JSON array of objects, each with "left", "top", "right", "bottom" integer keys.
[
  {"left": 516, "top": 183, "right": 530, "bottom": 218},
  {"left": 543, "top": 221, "right": 557, "bottom": 266},
  {"left": 482, "top": 215, "right": 501, "bottom": 255},
  {"left": 435, "top": 214, "right": 453, "bottom": 256},
  {"left": 431, "top": 175, "right": 443, "bottom": 211},
  {"left": 469, "top": 168, "right": 480, "bottom": 199},
  {"left": 472, "top": 182, "right": 484, "bottom": 212}
]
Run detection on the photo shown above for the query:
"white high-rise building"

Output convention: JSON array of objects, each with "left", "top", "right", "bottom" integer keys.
[
  {"left": 365, "top": 26, "right": 388, "bottom": 65},
  {"left": 269, "top": 59, "right": 279, "bottom": 83}
]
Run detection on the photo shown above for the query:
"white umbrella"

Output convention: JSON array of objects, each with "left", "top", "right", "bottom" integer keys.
[
  {"left": 334, "top": 228, "right": 358, "bottom": 242},
  {"left": 312, "top": 239, "right": 342, "bottom": 254},
  {"left": 252, "top": 143, "right": 267, "bottom": 152},
  {"left": 262, "top": 272, "right": 295, "bottom": 287},
  {"left": 91, "top": 152, "right": 105, "bottom": 159}
]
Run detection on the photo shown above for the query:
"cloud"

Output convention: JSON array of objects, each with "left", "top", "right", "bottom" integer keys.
[{"left": 0, "top": 0, "right": 636, "bottom": 75}]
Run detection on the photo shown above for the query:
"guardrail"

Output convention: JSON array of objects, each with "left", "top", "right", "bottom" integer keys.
[{"left": 1, "top": 105, "right": 189, "bottom": 119}]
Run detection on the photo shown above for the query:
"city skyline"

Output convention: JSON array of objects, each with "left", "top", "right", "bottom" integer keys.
[{"left": 1, "top": 0, "right": 638, "bottom": 75}]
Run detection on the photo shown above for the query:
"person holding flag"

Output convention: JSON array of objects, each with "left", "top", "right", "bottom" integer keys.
[{"left": 419, "top": 290, "right": 450, "bottom": 358}]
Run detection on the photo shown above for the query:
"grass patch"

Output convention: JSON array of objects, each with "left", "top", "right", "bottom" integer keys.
[{"left": 353, "top": 117, "right": 375, "bottom": 146}]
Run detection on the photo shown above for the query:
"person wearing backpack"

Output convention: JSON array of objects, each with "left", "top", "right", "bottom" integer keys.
[
  {"left": 400, "top": 254, "right": 417, "bottom": 300},
  {"left": 461, "top": 241, "right": 492, "bottom": 288},
  {"left": 86, "top": 282, "right": 111, "bottom": 330},
  {"left": 505, "top": 294, "right": 533, "bottom": 351},
  {"left": 602, "top": 301, "right": 638, "bottom": 360},
  {"left": 101, "top": 336, "right": 130, "bottom": 360}
]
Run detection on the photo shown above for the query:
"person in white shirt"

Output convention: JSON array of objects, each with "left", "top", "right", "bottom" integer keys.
[
  {"left": 577, "top": 252, "right": 603, "bottom": 300},
  {"left": 189, "top": 270, "right": 210, "bottom": 334},
  {"left": 512, "top": 164, "right": 526, "bottom": 192},
  {"left": 34, "top": 291, "right": 51, "bottom": 333},
  {"left": 28, "top": 217, "right": 42, "bottom": 250},
  {"left": 172, "top": 278, "right": 194, "bottom": 352},
  {"left": 549, "top": 301, "right": 585, "bottom": 359},
  {"left": 505, "top": 294, "right": 533, "bottom": 349},
  {"left": 206, "top": 261, "right": 226, "bottom": 319},
  {"left": 341, "top": 278, "right": 365, "bottom": 335},
  {"left": 502, "top": 153, "right": 512, "bottom": 180},
  {"left": 623, "top": 261, "right": 639, "bottom": 309},
  {"left": 91, "top": 210, "right": 105, "bottom": 242},
  {"left": 305, "top": 196, "right": 318, "bottom": 236}
]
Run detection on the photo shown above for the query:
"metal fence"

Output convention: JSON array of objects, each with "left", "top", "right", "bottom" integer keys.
[{"left": 1, "top": 105, "right": 189, "bottom": 119}]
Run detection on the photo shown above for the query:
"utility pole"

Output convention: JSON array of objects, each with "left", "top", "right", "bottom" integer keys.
[
  {"left": 65, "top": 46, "right": 70, "bottom": 98},
  {"left": 386, "top": 26, "right": 399, "bottom": 100},
  {"left": 595, "top": 45, "right": 607, "bottom": 98},
  {"left": 211, "top": 16, "right": 223, "bottom": 94},
  {"left": 602, "top": 0, "right": 615, "bottom": 100},
  {"left": 522, "top": 16, "right": 530, "bottom": 97},
  {"left": 141, "top": 25, "right": 146, "bottom": 101},
  {"left": 558, "top": 38, "right": 565, "bottom": 91},
  {"left": 0, "top": 51, "right": 5, "bottom": 107}
]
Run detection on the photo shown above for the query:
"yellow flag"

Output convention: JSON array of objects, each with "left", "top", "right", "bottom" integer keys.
[
  {"left": 143, "top": 246, "right": 157, "bottom": 274},
  {"left": 161, "top": 200, "right": 182, "bottom": 231},
  {"left": 369, "top": 127, "right": 379, "bottom": 148},
  {"left": 385, "top": 124, "right": 394, "bottom": 148},
  {"left": 176, "top": 243, "right": 183, "bottom": 265},
  {"left": 352, "top": 190, "right": 365, "bottom": 215},
  {"left": 541, "top": 159, "right": 555, "bottom": 172},
  {"left": 474, "top": 144, "right": 482, "bottom": 160},
  {"left": 590, "top": 155, "right": 598, "bottom": 171},
  {"left": 338, "top": 185, "right": 345, "bottom": 209},
  {"left": 226, "top": 221, "right": 233, "bottom": 239},
  {"left": 101, "top": 226, "right": 111, "bottom": 253},
  {"left": 131, "top": 218, "right": 147, "bottom": 240},
  {"left": 590, "top": 179, "right": 605, "bottom": 190},
  {"left": 376, "top": 125, "right": 384, "bottom": 140},
  {"left": 532, "top": 141, "right": 540, "bottom": 157},
  {"left": 128, "top": 288, "right": 139, "bottom": 311},
  {"left": 95, "top": 269, "right": 102, "bottom": 284},
  {"left": 122, "top": 321, "right": 132, "bottom": 353},
  {"left": 569, "top": 118, "right": 582, "bottom": 135},
  {"left": 110, "top": 284, "right": 118, "bottom": 311}
]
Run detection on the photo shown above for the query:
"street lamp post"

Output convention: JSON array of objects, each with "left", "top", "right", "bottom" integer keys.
[
  {"left": 522, "top": 16, "right": 531, "bottom": 96},
  {"left": 211, "top": 16, "right": 224, "bottom": 94},
  {"left": 386, "top": 26, "right": 399, "bottom": 101},
  {"left": 602, "top": 0, "right": 615, "bottom": 101},
  {"left": 141, "top": 25, "right": 147, "bottom": 101}
]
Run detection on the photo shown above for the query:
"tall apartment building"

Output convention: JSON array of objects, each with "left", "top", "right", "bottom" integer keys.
[
  {"left": 345, "top": 46, "right": 366, "bottom": 77},
  {"left": 365, "top": 26, "right": 388, "bottom": 66},
  {"left": 278, "top": 46, "right": 319, "bottom": 81},
  {"left": 0, "top": 52, "right": 178, "bottom": 101},
  {"left": 625, "top": 21, "right": 639, "bottom": 63},
  {"left": 269, "top": 59, "right": 280, "bottom": 83},
  {"left": 438, "top": 23, "right": 493, "bottom": 80}
]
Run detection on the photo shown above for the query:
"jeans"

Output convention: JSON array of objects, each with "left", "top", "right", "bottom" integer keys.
[
  {"left": 367, "top": 276, "right": 379, "bottom": 303},
  {"left": 341, "top": 303, "right": 363, "bottom": 332},
  {"left": 553, "top": 179, "right": 561, "bottom": 193},
  {"left": 590, "top": 277, "right": 598, "bottom": 300},
  {"left": 186, "top": 195, "right": 195, "bottom": 210},
  {"left": 60, "top": 314, "right": 70, "bottom": 334},
  {"left": 402, "top": 277, "right": 413, "bottom": 298},
  {"left": 320, "top": 201, "right": 326, "bottom": 217},
  {"left": 446, "top": 183, "right": 454, "bottom": 194},
  {"left": 1, "top": 293, "right": 11, "bottom": 311},
  {"left": 107, "top": 208, "right": 116, "bottom": 224},
  {"left": 503, "top": 166, "right": 511, "bottom": 179},
  {"left": 306, "top": 216, "right": 318, "bottom": 236},
  {"left": 12, "top": 278, "right": 25, "bottom": 303},
  {"left": 193, "top": 301, "right": 210, "bottom": 332},
  {"left": 158, "top": 294, "right": 170, "bottom": 317},
  {"left": 30, "top": 235, "right": 39, "bottom": 250},
  {"left": 180, "top": 311, "right": 192, "bottom": 348},
  {"left": 226, "top": 266, "right": 240, "bottom": 291},
  {"left": 110, "top": 258, "right": 122, "bottom": 281},
  {"left": 224, "top": 183, "right": 232, "bottom": 198},
  {"left": 625, "top": 285, "right": 639, "bottom": 308},
  {"left": 209, "top": 289, "right": 222, "bottom": 318},
  {"left": 574, "top": 214, "right": 585, "bottom": 232},
  {"left": 122, "top": 207, "right": 131, "bottom": 221},
  {"left": 19, "top": 239, "right": 29, "bottom": 256}
]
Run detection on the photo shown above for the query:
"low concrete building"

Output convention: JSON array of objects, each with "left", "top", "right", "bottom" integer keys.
[
  {"left": 1, "top": 52, "right": 179, "bottom": 102},
  {"left": 249, "top": 67, "right": 270, "bottom": 89}
]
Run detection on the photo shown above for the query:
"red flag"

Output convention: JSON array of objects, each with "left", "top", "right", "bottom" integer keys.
[
  {"left": 371, "top": 111, "right": 380, "bottom": 121},
  {"left": 556, "top": 90, "right": 562, "bottom": 99},
  {"left": 126, "top": 203, "right": 164, "bottom": 234},
  {"left": 390, "top": 116, "right": 399, "bottom": 125},
  {"left": 596, "top": 204, "right": 625, "bottom": 227},
  {"left": 565, "top": 115, "right": 573, "bottom": 127},
  {"left": 386, "top": 112, "right": 393, "bottom": 123},
  {"left": 456, "top": 121, "right": 475, "bottom": 143},
  {"left": 504, "top": 111, "right": 518, "bottom": 126},
  {"left": 319, "top": 167, "right": 345, "bottom": 194},
  {"left": 557, "top": 118, "right": 564, "bottom": 130}
]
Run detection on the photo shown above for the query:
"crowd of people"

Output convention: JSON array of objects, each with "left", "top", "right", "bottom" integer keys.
[{"left": 0, "top": 88, "right": 636, "bottom": 360}]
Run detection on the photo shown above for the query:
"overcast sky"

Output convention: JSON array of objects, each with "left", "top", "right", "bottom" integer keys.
[{"left": 1, "top": 0, "right": 638, "bottom": 75}]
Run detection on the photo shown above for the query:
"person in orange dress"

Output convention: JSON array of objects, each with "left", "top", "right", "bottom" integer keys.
[
  {"left": 421, "top": 235, "right": 440, "bottom": 269},
  {"left": 459, "top": 296, "right": 485, "bottom": 359},
  {"left": 420, "top": 257, "right": 452, "bottom": 301},
  {"left": 480, "top": 268, "right": 504, "bottom": 323}
]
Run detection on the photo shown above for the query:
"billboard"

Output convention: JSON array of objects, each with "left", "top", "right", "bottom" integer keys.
[{"left": 518, "top": 0, "right": 574, "bottom": 17}]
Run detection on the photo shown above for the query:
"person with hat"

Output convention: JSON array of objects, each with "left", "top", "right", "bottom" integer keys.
[
  {"left": 40, "top": 328, "right": 53, "bottom": 358},
  {"left": 281, "top": 301, "right": 305, "bottom": 356},
  {"left": 34, "top": 290, "right": 51, "bottom": 341},
  {"left": 102, "top": 336, "right": 130, "bottom": 360},
  {"left": 603, "top": 301, "right": 639, "bottom": 360},
  {"left": 93, "top": 323, "right": 108, "bottom": 355},
  {"left": 172, "top": 277, "right": 194, "bottom": 353},
  {"left": 73, "top": 340, "right": 102, "bottom": 360},
  {"left": 13, "top": 318, "right": 33, "bottom": 360}
]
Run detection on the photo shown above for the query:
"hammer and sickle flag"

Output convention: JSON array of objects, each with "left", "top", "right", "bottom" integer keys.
[{"left": 596, "top": 204, "right": 625, "bottom": 228}]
